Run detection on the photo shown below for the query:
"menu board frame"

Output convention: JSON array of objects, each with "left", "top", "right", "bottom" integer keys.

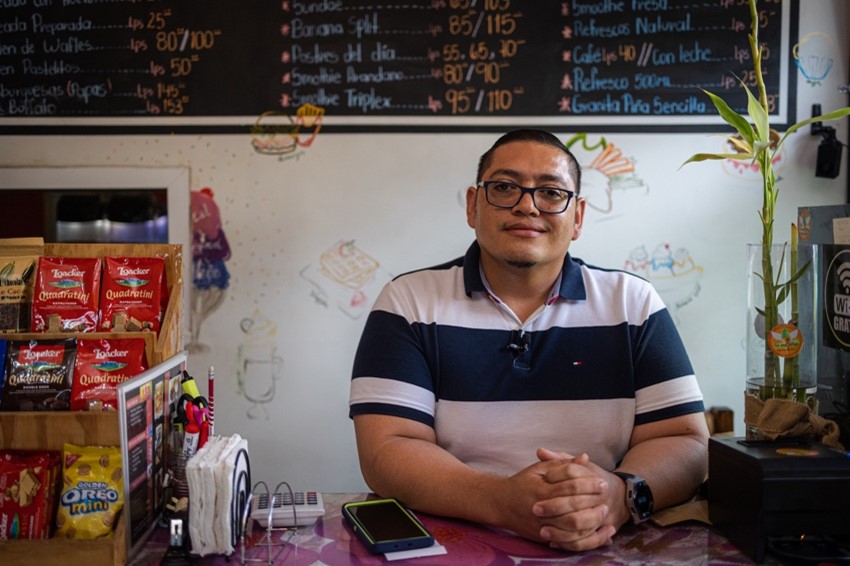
[
  {"left": 0, "top": 1, "right": 798, "bottom": 134},
  {"left": 117, "top": 350, "right": 187, "bottom": 560}
]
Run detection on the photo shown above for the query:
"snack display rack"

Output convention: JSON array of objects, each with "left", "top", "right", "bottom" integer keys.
[{"left": 0, "top": 242, "right": 183, "bottom": 566}]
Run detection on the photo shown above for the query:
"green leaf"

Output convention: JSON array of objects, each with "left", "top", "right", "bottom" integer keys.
[
  {"left": 778, "top": 107, "right": 850, "bottom": 149},
  {"left": 788, "top": 260, "right": 812, "bottom": 285},
  {"left": 727, "top": 136, "right": 754, "bottom": 155},
  {"left": 744, "top": 82, "right": 770, "bottom": 144},
  {"left": 704, "top": 90, "right": 755, "bottom": 145},
  {"left": 752, "top": 139, "right": 772, "bottom": 158},
  {"left": 680, "top": 153, "right": 752, "bottom": 168},
  {"left": 775, "top": 286, "right": 789, "bottom": 306}
]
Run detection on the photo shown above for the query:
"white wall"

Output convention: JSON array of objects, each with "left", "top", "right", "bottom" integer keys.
[{"left": 0, "top": 3, "right": 848, "bottom": 493}]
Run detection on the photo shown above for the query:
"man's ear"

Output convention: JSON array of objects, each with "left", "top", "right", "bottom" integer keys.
[
  {"left": 571, "top": 197, "right": 586, "bottom": 241},
  {"left": 465, "top": 186, "right": 478, "bottom": 229}
]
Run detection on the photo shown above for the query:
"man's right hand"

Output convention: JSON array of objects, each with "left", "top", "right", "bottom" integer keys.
[{"left": 491, "top": 449, "right": 614, "bottom": 548}]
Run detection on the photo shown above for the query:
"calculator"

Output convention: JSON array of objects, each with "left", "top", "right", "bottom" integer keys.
[{"left": 250, "top": 490, "right": 325, "bottom": 527}]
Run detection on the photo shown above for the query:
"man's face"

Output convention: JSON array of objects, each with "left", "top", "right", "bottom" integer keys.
[{"left": 466, "top": 140, "right": 585, "bottom": 272}]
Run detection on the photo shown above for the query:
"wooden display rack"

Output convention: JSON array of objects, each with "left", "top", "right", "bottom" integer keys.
[
  {"left": 0, "top": 242, "right": 184, "bottom": 565},
  {"left": 0, "top": 412, "right": 126, "bottom": 565}
]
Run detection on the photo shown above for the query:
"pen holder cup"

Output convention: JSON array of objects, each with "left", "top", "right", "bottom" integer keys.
[{"left": 169, "top": 451, "right": 192, "bottom": 500}]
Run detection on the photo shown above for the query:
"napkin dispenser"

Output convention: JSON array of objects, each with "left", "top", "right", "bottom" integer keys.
[{"left": 708, "top": 436, "right": 850, "bottom": 563}]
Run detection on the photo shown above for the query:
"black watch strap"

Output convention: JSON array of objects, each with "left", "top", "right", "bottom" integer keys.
[{"left": 613, "top": 471, "right": 654, "bottom": 524}]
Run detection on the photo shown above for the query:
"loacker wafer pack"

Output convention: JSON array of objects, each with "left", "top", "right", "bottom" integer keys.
[
  {"left": 71, "top": 337, "right": 147, "bottom": 411},
  {"left": 99, "top": 256, "right": 166, "bottom": 333},
  {"left": 31, "top": 257, "right": 102, "bottom": 333},
  {"left": 0, "top": 450, "right": 61, "bottom": 540},
  {"left": 0, "top": 338, "right": 75, "bottom": 411}
]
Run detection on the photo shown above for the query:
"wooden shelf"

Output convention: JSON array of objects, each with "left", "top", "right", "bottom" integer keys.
[
  {"left": 0, "top": 412, "right": 124, "bottom": 565},
  {"left": 0, "top": 515, "right": 126, "bottom": 566},
  {"left": 0, "top": 411, "right": 120, "bottom": 450}
]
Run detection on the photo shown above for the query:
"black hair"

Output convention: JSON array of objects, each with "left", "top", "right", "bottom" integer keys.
[{"left": 476, "top": 129, "right": 581, "bottom": 194}]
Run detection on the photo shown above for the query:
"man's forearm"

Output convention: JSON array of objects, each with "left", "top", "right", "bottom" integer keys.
[
  {"left": 615, "top": 433, "right": 708, "bottom": 510},
  {"left": 355, "top": 419, "right": 509, "bottom": 528}
]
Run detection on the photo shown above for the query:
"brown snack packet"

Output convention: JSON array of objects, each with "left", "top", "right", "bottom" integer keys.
[{"left": 0, "top": 237, "right": 43, "bottom": 333}]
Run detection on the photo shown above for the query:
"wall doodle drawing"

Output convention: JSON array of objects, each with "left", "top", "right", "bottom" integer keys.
[
  {"left": 565, "top": 133, "right": 649, "bottom": 215},
  {"left": 624, "top": 243, "right": 704, "bottom": 317},
  {"left": 236, "top": 310, "right": 282, "bottom": 420},
  {"left": 189, "top": 188, "right": 231, "bottom": 354},
  {"left": 249, "top": 103, "right": 325, "bottom": 161},
  {"left": 719, "top": 130, "right": 788, "bottom": 181},
  {"left": 300, "top": 240, "right": 391, "bottom": 320},
  {"left": 793, "top": 32, "right": 837, "bottom": 86}
]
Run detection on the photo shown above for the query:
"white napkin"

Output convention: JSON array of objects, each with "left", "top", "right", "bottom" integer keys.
[{"left": 186, "top": 435, "right": 249, "bottom": 556}]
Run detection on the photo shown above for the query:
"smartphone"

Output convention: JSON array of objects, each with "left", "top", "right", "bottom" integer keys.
[{"left": 342, "top": 498, "right": 435, "bottom": 554}]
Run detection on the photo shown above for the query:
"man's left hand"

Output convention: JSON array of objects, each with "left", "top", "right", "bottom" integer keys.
[{"left": 532, "top": 447, "right": 628, "bottom": 551}]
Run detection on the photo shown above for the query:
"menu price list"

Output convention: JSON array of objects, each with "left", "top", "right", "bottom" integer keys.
[
  {"left": 0, "top": 0, "right": 792, "bottom": 123},
  {"left": 0, "top": 0, "right": 281, "bottom": 118}
]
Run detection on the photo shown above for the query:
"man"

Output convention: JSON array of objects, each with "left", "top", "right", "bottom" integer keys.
[{"left": 349, "top": 129, "right": 708, "bottom": 551}]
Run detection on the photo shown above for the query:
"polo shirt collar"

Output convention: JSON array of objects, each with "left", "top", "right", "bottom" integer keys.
[{"left": 462, "top": 241, "right": 587, "bottom": 300}]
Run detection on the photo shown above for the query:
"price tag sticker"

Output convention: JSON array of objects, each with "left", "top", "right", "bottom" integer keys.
[{"left": 833, "top": 217, "right": 850, "bottom": 244}]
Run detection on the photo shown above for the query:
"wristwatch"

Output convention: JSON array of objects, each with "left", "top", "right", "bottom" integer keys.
[{"left": 613, "top": 471, "right": 653, "bottom": 524}]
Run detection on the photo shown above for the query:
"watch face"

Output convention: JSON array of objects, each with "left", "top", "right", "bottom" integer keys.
[
  {"left": 615, "top": 472, "right": 654, "bottom": 523},
  {"left": 632, "top": 480, "right": 653, "bottom": 519}
]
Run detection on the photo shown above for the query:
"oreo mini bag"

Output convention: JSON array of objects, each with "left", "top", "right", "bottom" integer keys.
[
  {"left": 99, "top": 257, "right": 166, "bottom": 333},
  {"left": 56, "top": 443, "right": 123, "bottom": 539}
]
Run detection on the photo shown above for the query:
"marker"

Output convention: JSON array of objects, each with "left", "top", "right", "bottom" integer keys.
[
  {"left": 183, "top": 423, "right": 199, "bottom": 456},
  {"left": 182, "top": 371, "right": 201, "bottom": 399},
  {"left": 183, "top": 404, "right": 200, "bottom": 457}
]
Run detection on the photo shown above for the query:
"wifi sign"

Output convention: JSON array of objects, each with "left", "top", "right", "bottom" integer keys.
[
  {"left": 839, "top": 262, "right": 850, "bottom": 294},
  {"left": 825, "top": 249, "right": 850, "bottom": 350}
]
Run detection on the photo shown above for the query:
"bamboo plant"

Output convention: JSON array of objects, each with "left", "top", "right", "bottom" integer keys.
[{"left": 682, "top": 0, "right": 850, "bottom": 400}]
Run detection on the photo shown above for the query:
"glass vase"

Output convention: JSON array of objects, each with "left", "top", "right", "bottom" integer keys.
[{"left": 745, "top": 243, "right": 818, "bottom": 438}]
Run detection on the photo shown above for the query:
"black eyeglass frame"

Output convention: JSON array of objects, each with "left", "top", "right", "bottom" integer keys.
[{"left": 477, "top": 180, "right": 576, "bottom": 214}]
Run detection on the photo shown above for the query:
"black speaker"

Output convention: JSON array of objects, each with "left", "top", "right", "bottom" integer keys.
[{"left": 816, "top": 141, "right": 843, "bottom": 178}]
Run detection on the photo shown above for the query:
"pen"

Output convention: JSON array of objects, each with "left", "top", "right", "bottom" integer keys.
[{"left": 208, "top": 366, "right": 215, "bottom": 437}]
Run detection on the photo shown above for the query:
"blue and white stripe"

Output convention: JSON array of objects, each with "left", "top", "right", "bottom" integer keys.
[{"left": 350, "top": 242, "right": 704, "bottom": 474}]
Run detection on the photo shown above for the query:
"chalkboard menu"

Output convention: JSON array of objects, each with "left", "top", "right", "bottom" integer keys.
[{"left": 0, "top": 0, "right": 798, "bottom": 133}]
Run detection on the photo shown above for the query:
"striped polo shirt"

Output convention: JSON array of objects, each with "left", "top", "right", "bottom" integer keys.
[{"left": 349, "top": 241, "right": 704, "bottom": 475}]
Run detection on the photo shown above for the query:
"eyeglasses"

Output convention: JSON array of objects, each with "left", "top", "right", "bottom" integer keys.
[{"left": 477, "top": 180, "right": 575, "bottom": 214}]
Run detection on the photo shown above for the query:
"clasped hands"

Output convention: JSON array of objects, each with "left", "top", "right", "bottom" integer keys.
[{"left": 499, "top": 447, "right": 629, "bottom": 552}]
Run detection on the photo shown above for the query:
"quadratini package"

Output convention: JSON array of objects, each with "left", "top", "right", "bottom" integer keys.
[
  {"left": 71, "top": 337, "right": 147, "bottom": 411},
  {"left": 1, "top": 338, "right": 76, "bottom": 411},
  {"left": 99, "top": 256, "right": 167, "bottom": 333},
  {"left": 31, "top": 257, "right": 102, "bottom": 333}
]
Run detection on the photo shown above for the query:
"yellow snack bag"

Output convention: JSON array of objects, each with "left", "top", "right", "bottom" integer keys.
[{"left": 55, "top": 443, "right": 123, "bottom": 539}]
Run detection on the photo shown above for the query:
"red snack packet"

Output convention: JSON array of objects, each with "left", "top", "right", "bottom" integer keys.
[
  {"left": 99, "top": 257, "right": 166, "bottom": 333},
  {"left": 0, "top": 450, "right": 62, "bottom": 540},
  {"left": 32, "top": 257, "right": 101, "bottom": 333},
  {"left": 71, "top": 338, "right": 148, "bottom": 411}
]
